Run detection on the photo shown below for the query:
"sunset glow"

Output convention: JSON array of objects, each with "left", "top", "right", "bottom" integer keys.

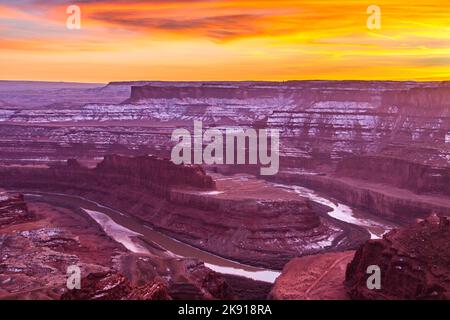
[{"left": 1, "top": 0, "right": 449, "bottom": 82}]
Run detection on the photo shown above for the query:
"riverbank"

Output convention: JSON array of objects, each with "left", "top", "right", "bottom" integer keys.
[
  {"left": 24, "top": 191, "right": 281, "bottom": 283},
  {"left": 0, "top": 190, "right": 272, "bottom": 299}
]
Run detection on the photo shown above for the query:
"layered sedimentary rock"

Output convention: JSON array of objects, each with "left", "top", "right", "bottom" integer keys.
[
  {"left": 382, "top": 86, "right": 450, "bottom": 111},
  {"left": 1, "top": 80, "right": 449, "bottom": 293},
  {"left": 126, "top": 81, "right": 332, "bottom": 101},
  {"left": 1, "top": 82, "right": 448, "bottom": 217},
  {"left": 267, "top": 85, "right": 450, "bottom": 220},
  {"left": 336, "top": 155, "right": 450, "bottom": 196},
  {"left": 0, "top": 155, "right": 368, "bottom": 269},
  {"left": 1, "top": 80, "right": 449, "bottom": 299},
  {"left": 272, "top": 171, "right": 450, "bottom": 222},
  {"left": 0, "top": 192, "right": 33, "bottom": 227},
  {"left": 96, "top": 154, "right": 216, "bottom": 193},
  {"left": 345, "top": 214, "right": 450, "bottom": 300},
  {"left": 115, "top": 255, "right": 236, "bottom": 300},
  {"left": 1, "top": 81, "right": 448, "bottom": 170},
  {"left": 268, "top": 83, "right": 450, "bottom": 164},
  {"left": 0, "top": 81, "right": 130, "bottom": 108}
]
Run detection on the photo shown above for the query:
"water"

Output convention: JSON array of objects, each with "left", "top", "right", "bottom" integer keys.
[
  {"left": 24, "top": 192, "right": 281, "bottom": 283},
  {"left": 22, "top": 181, "right": 393, "bottom": 284},
  {"left": 272, "top": 183, "right": 394, "bottom": 239}
]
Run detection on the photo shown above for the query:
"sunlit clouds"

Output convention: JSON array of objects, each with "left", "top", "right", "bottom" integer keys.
[{"left": 1, "top": 0, "right": 449, "bottom": 82}]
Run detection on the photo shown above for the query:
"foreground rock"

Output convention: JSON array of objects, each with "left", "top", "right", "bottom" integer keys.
[
  {"left": 0, "top": 190, "right": 123, "bottom": 299},
  {"left": 345, "top": 214, "right": 450, "bottom": 300},
  {"left": 0, "top": 192, "right": 34, "bottom": 227},
  {"left": 61, "top": 272, "right": 172, "bottom": 300},
  {"left": 268, "top": 251, "right": 354, "bottom": 300}
]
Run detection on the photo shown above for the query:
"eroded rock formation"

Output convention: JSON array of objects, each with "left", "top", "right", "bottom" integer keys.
[
  {"left": 0, "top": 190, "right": 244, "bottom": 300},
  {"left": 60, "top": 272, "right": 172, "bottom": 300},
  {"left": 0, "top": 155, "right": 369, "bottom": 269},
  {"left": 345, "top": 214, "right": 450, "bottom": 300},
  {"left": 96, "top": 154, "right": 216, "bottom": 193}
]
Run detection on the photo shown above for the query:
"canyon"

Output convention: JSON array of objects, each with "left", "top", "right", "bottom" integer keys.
[
  {"left": 0, "top": 80, "right": 449, "bottom": 300},
  {"left": 0, "top": 189, "right": 272, "bottom": 300},
  {"left": 0, "top": 155, "right": 369, "bottom": 270}
]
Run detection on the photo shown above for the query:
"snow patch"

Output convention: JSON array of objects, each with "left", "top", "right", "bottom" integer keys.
[
  {"left": 204, "top": 263, "right": 280, "bottom": 283},
  {"left": 82, "top": 208, "right": 149, "bottom": 254}
]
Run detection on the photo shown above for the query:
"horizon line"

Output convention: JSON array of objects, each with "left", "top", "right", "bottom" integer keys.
[{"left": 1, "top": 79, "right": 449, "bottom": 85}]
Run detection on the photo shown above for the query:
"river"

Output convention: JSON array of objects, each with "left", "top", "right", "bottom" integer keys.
[
  {"left": 24, "top": 192, "right": 281, "bottom": 283},
  {"left": 23, "top": 183, "right": 393, "bottom": 284},
  {"left": 272, "top": 183, "right": 395, "bottom": 239}
]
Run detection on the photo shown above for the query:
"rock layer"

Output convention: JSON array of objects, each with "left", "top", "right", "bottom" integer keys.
[
  {"left": 345, "top": 214, "right": 450, "bottom": 300},
  {"left": 0, "top": 155, "right": 369, "bottom": 269}
]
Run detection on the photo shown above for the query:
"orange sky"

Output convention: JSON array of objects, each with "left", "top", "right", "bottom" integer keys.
[{"left": 1, "top": 0, "right": 449, "bottom": 82}]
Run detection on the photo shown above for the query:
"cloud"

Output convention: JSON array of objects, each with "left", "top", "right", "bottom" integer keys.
[
  {"left": 91, "top": 11, "right": 273, "bottom": 40},
  {"left": 0, "top": 1, "right": 449, "bottom": 81}
]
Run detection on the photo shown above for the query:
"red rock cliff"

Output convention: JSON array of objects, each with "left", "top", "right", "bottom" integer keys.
[
  {"left": 95, "top": 154, "right": 216, "bottom": 192},
  {"left": 345, "top": 214, "right": 450, "bottom": 300}
]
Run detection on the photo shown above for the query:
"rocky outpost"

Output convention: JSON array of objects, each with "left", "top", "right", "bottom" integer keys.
[
  {"left": 346, "top": 214, "right": 450, "bottom": 299},
  {"left": 95, "top": 154, "right": 216, "bottom": 193},
  {"left": 0, "top": 193, "right": 33, "bottom": 227}
]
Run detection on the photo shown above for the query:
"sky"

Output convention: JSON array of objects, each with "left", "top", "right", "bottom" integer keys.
[{"left": 0, "top": 0, "right": 449, "bottom": 82}]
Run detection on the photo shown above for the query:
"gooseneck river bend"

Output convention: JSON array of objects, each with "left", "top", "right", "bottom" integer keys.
[{"left": 22, "top": 186, "right": 393, "bottom": 283}]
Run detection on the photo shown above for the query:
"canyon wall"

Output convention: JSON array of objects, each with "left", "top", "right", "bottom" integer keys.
[
  {"left": 1, "top": 81, "right": 448, "bottom": 177},
  {"left": 271, "top": 172, "right": 450, "bottom": 222},
  {"left": 0, "top": 155, "right": 369, "bottom": 269},
  {"left": 0, "top": 80, "right": 449, "bottom": 225},
  {"left": 127, "top": 84, "right": 286, "bottom": 100},
  {"left": 95, "top": 154, "right": 216, "bottom": 193},
  {"left": 336, "top": 155, "right": 450, "bottom": 196}
]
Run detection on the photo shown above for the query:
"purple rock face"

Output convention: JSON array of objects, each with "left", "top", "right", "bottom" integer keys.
[
  {"left": 346, "top": 215, "right": 450, "bottom": 300},
  {"left": 0, "top": 81, "right": 448, "bottom": 168},
  {"left": 0, "top": 80, "right": 449, "bottom": 300}
]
